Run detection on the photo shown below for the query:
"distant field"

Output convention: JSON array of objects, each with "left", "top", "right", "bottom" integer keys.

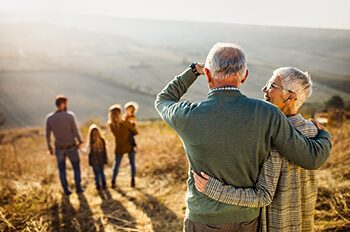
[
  {"left": 0, "top": 71, "right": 158, "bottom": 127},
  {"left": 0, "top": 18, "right": 350, "bottom": 128}
]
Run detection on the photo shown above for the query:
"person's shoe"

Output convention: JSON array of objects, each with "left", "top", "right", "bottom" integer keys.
[
  {"left": 96, "top": 185, "right": 101, "bottom": 191},
  {"left": 64, "top": 189, "right": 72, "bottom": 195},
  {"left": 111, "top": 182, "right": 116, "bottom": 189},
  {"left": 76, "top": 188, "right": 84, "bottom": 194},
  {"left": 131, "top": 179, "right": 135, "bottom": 188}
]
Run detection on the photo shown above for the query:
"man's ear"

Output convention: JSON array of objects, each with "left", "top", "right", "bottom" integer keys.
[
  {"left": 241, "top": 69, "right": 249, "bottom": 84},
  {"left": 204, "top": 67, "right": 212, "bottom": 84}
]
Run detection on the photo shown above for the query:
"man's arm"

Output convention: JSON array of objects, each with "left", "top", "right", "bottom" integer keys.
[
  {"left": 272, "top": 109, "right": 332, "bottom": 170},
  {"left": 70, "top": 114, "right": 83, "bottom": 145},
  {"left": 45, "top": 118, "right": 53, "bottom": 154},
  {"left": 200, "top": 151, "right": 282, "bottom": 207},
  {"left": 154, "top": 68, "right": 198, "bottom": 131}
]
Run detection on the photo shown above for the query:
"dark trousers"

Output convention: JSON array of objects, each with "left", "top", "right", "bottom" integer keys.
[
  {"left": 183, "top": 217, "right": 259, "bottom": 232},
  {"left": 55, "top": 147, "right": 82, "bottom": 193},
  {"left": 111, "top": 151, "right": 136, "bottom": 183},
  {"left": 92, "top": 165, "right": 106, "bottom": 189}
]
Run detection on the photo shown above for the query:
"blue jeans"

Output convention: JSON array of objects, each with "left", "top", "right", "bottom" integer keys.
[
  {"left": 111, "top": 151, "right": 136, "bottom": 183},
  {"left": 92, "top": 165, "right": 106, "bottom": 188},
  {"left": 55, "top": 147, "right": 82, "bottom": 192}
]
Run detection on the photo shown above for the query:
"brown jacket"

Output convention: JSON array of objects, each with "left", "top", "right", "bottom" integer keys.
[{"left": 109, "top": 121, "right": 138, "bottom": 155}]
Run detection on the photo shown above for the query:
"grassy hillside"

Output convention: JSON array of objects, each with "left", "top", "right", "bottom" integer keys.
[
  {"left": 0, "top": 121, "right": 349, "bottom": 231},
  {"left": 0, "top": 17, "right": 350, "bottom": 128}
]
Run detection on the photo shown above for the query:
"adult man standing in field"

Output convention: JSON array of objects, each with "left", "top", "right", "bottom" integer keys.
[
  {"left": 155, "top": 42, "right": 332, "bottom": 231},
  {"left": 45, "top": 95, "right": 84, "bottom": 195}
]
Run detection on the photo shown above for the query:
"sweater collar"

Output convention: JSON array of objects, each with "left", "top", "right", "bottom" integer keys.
[
  {"left": 209, "top": 86, "right": 240, "bottom": 93},
  {"left": 208, "top": 86, "right": 242, "bottom": 98}
]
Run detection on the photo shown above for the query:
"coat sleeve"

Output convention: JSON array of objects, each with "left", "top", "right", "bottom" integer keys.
[
  {"left": 102, "top": 140, "right": 108, "bottom": 164},
  {"left": 203, "top": 151, "right": 282, "bottom": 207},
  {"left": 271, "top": 109, "right": 332, "bottom": 170},
  {"left": 109, "top": 123, "right": 118, "bottom": 138}
]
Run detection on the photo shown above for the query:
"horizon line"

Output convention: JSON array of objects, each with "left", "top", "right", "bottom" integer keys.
[{"left": 1, "top": 11, "right": 350, "bottom": 31}]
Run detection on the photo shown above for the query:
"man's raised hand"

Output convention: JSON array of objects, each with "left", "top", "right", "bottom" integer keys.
[
  {"left": 195, "top": 63, "right": 205, "bottom": 75},
  {"left": 311, "top": 118, "right": 325, "bottom": 131}
]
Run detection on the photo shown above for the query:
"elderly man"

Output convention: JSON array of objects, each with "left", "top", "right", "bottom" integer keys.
[
  {"left": 155, "top": 43, "right": 332, "bottom": 231},
  {"left": 46, "top": 95, "right": 84, "bottom": 195}
]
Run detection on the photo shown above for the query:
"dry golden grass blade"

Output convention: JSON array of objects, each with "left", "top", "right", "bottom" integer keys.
[
  {"left": 0, "top": 121, "right": 349, "bottom": 231},
  {"left": 0, "top": 209, "right": 15, "bottom": 230}
]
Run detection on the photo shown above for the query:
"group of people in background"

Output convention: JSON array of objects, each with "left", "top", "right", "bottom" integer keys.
[{"left": 45, "top": 96, "right": 139, "bottom": 195}]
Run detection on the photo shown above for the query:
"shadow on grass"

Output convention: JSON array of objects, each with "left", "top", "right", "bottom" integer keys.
[
  {"left": 116, "top": 187, "right": 181, "bottom": 232},
  {"left": 99, "top": 189, "right": 137, "bottom": 231},
  {"left": 49, "top": 193, "right": 97, "bottom": 232}
]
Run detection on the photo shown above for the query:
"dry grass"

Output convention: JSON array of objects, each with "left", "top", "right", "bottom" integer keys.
[
  {"left": 314, "top": 123, "right": 350, "bottom": 231},
  {"left": 0, "top": 121, "right": 349, "bottom": 231},
  {"left": 0, "top": 121, "right": 187, "bottom": 232}
]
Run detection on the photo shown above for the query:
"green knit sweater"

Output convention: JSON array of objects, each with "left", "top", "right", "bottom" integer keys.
[{"left": 155, "top": 68, "right": 332, "bottom": 225}]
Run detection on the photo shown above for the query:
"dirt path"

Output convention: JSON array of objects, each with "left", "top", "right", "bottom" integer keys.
[{"left": 47, "top": 165, "right": 185, "bottom": 232}]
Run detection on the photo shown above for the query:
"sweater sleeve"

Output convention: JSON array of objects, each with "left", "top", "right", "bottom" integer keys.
[
  {"left": 271, "top": 109, "right": 332, "bottom": 170},
  {"left": 45, "top": 118, "right": 52, "bottom": 149},
  {"left": 203, "top": 151, "right": 282, "bottom": 207},
  {"left": 154, "top": 68, "right": 198, "bottom": 132},
  {"left": 71, "top": 114, "right": 82, "bottom": 144}
]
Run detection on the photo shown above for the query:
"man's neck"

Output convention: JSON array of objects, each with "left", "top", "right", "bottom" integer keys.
[{"left": 209, "top": 76, "right": 241, "bottom": 89}]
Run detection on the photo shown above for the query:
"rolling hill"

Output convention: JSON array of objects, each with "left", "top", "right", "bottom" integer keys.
[{"left": 0, "top": 15, "right": 349, "bottom": 128}]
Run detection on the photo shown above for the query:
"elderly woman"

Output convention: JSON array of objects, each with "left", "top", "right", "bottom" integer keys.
[{"left": 193, "top": 67, "right": 323, "bottom": 232}]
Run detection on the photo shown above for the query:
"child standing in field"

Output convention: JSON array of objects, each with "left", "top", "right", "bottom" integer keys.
[
  {"left": 124, "top": 102, "right": 139, "bottom": 187},
  {"left": 86, "top": 124, "right": 108, "bottom": 191}
]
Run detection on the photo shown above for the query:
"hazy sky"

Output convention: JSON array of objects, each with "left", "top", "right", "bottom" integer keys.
[{"left": 1, "top": 0, "right": 350, "bottom": 29}]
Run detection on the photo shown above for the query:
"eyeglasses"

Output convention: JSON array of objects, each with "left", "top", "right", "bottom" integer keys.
[{"left": 265, "top": 81, "right": 294, "bottom": 93}]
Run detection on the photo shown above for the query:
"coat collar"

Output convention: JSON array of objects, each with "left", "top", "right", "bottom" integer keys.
[{"left": 287, "top": 113, "right": 305, "bottom": 127}]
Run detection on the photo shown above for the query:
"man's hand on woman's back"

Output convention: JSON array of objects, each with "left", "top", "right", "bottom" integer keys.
[{"left": 311, "top": 118, "right": 325, "bottom": 131}]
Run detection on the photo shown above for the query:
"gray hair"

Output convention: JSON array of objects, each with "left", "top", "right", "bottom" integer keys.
[
  {"left": 274, "top": 67, "right": 313, "bottom": 108},
  {"left": 205, "top": 42, "right": 247, "bottom": 81}
]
